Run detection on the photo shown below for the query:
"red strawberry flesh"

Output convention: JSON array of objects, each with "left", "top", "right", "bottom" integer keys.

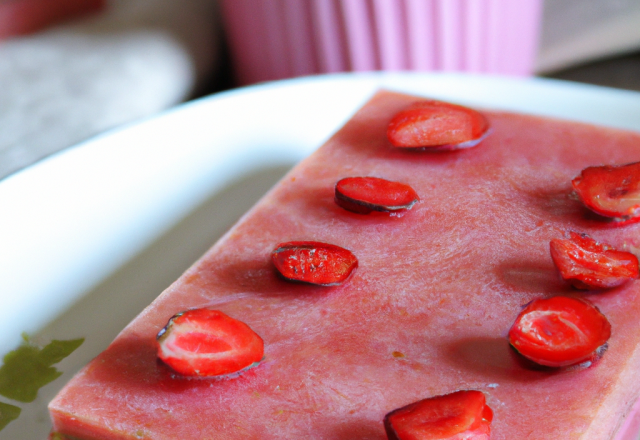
[
  {"left": 157, "top": 309, "right": 264, "bottom": 377},
  {"left": 508, "top": 296, "right": 611, "bottom": 368},
  {"left": 550, "top": 231, "right": 639, "bottom": 289},
  {"left": 384, "top": 390, "right": 492, "bottom": 440},
  {"left": 335, "top": 176, "right": 419, "bottom": 214},
  {"left": 271, "top": 241, "right": 357, "bottom": 285},
  {"left": 572, "top": 161, "right": 640, "bottom": 222},
  {"left": 387, "top": 100, "right": 489, "bottom": 150}
]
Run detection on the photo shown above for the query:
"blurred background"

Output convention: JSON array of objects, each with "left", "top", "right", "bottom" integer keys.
[{"left": 1, "top": 0, "right": 640, "bottom": 181}]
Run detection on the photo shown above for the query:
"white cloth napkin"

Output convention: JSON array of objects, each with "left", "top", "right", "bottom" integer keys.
[{"left": 0, "top": 0, "right": 220, "bottom": 179}]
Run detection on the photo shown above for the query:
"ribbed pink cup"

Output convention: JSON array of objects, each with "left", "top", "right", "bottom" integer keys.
[{"left": 220, "top": 0, "right": 542, "bottom": 86}]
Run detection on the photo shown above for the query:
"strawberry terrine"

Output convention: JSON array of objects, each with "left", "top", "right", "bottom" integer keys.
[{"left": 50, "top": 90, "right": 640, "bottom": 439}]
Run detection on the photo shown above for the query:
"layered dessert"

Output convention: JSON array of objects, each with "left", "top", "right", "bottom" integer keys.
[{"left": 49, "top": 90, "right": 640, "bottom": 439}]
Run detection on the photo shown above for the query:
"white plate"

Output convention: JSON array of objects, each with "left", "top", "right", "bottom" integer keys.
[{"left": 2, "top": 72, "right": 640, "bottom": 438}]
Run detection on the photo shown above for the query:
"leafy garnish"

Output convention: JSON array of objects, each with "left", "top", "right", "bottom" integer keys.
[
  {"left": 0, "top": 401, "right": 21, "bottom": 431},
  {"left": 0, "top": 336, "right": 84, "bottom": 403}
]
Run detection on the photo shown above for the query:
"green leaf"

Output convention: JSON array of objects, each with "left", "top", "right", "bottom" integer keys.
[
  {"left": 40, "top": 339, "right": 85, "bottom": 365},
  {"left": 0, "top": 337, "right": 84, "bottom": 403},
  {"left": 0, "top": 401, "right": 21, "bottom": 430}
]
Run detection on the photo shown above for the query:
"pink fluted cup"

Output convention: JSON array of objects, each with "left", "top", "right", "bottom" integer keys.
[{"left": 220, "top": 0, "right": 543, "bottom": 86}]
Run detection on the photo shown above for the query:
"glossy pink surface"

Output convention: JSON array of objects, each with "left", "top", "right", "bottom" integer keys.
[{"left": 50, "top": 91, "right": 640, "bottom": 439}]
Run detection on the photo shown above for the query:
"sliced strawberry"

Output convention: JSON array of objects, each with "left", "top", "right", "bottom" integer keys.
[
  {"left": 272, "top": 241, "right": 357, "bottom": 286},
  {"left": 508, "top": 296, "right": 611, "bottom": 368},
  {"left": 550, "top": 231, "right": 639, "bottom": 290},
  {"left": 387, "top": 100, "right": 490, "bottom": 150},
  {"left": 384, "top": 390, "right": 492, "bottom": 440},
  {"left": 572, "top": 161, "right": 640, "bottom": 223},
  {"left": 335, "top": 176, "right": 419, "bottom": 214},
  {"left": 157, "top": 309, "right": 264, "bottom": 378}
]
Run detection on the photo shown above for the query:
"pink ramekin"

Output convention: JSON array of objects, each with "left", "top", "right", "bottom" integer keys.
[{"left": 220, "top": 0, "right": 543, "bottom": 85}]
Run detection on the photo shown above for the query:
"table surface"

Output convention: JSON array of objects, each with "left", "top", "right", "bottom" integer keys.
[{"left": 543, "top": 50, "right": 640, "bottom": 92}]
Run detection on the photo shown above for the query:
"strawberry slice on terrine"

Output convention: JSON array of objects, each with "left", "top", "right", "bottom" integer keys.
[{"left": 49, "top": 90, "right": 640, "bottom": 439}]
